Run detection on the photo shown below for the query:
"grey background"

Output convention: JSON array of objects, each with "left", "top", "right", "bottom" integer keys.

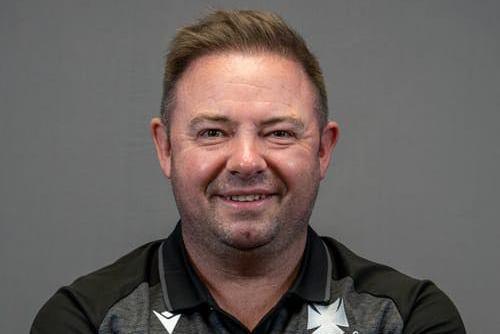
[{"left": 1, "top": 0, "right": 498, "bottom": 332}]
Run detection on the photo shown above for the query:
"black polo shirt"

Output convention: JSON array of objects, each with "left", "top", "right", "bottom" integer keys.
[
  {"left": 158, "top": 224, "right": 332, "bottom": 333},
  {"left": 31, "top": 223, "right": 465, "bottom": 333}
]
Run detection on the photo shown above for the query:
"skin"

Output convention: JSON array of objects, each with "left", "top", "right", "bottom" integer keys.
[{"left": 151, "top": 52, "right": 339, "bottom": 330}]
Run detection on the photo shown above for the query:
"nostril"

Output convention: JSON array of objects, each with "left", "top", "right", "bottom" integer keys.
[
  {"left": 229, "top": 169, "right": 264, "bottom": 175},
  {"left": 226, "top": 143, "right": 268, "bottom": 177}
]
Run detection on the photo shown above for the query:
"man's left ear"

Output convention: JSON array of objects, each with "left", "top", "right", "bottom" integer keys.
[{"left": 318, "top": 121, "right": 339, "bottom": 179}]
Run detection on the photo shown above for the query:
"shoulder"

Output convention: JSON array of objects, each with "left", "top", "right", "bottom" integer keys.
[
  {"left": 31, "top": 240, "right": 163, "bottom": 334},
  {"left": 321, "top": 236, "right": 466, "bottom": 334}
]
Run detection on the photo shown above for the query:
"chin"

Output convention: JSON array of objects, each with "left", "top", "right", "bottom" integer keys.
[{"left": 217, "top": 221, "right": 278, "bottom": 251}]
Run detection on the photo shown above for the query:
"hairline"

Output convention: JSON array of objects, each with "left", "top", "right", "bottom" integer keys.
[{"left": 162, "top": 50, "right": 327, "bottom": 137}]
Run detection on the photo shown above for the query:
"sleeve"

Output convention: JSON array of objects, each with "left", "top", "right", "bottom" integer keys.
[
  {"left": 403, "top": 281, "right": 466, "bottom": 334},
  {"left": 30, "top": 288, "right": 96, "bottom": 334}
]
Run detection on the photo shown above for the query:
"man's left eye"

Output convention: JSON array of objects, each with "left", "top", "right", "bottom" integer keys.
[{"left": 270, "top": 130, "right": 294, "bottom": 138}]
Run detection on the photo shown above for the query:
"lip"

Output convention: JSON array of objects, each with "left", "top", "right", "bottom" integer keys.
[
  {"left": 215, "top": 194, "right": 276, "bottom": 210},
  {"left": 217, "top": 188, "right": 276, "bottom": 197}
]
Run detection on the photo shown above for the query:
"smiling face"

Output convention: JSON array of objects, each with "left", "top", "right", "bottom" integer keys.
[{"left": 152, "top": 52, "right": 338, "bottom": 254}]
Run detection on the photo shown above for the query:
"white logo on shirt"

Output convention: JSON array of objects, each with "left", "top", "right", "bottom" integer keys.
[
  {"left": 307, "top": 298, "right": 350, "bottom": 334},
  {"left": 153, "top": 310, "right": 181, "bottom": 333}
]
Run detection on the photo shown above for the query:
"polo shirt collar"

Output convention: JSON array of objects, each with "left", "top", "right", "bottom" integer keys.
[
  {"left": 158, "top": 222, "right": 333, "bottom": 313},
  {"left": 288, "top": 226, "right": 333, "bottom": 304}
]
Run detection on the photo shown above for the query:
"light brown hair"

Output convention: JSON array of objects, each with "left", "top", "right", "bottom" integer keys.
[{"left": 161, "top": 9, "right": 328, "bottom": 131}]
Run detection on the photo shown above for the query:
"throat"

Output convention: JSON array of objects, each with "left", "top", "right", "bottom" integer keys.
[
  {"left": 205, "top": 273, "right": 298, "bottom": 331},
  {"left": 182, "top": 224, "right": 308, "bottom": 330}
]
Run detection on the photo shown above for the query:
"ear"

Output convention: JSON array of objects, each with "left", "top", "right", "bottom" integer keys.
[
  {"left": 318, "top": 121, "right": 339, "bottom": 180},
  {"left": 150, "top": 117, "right": 172, "bottom": 179}
]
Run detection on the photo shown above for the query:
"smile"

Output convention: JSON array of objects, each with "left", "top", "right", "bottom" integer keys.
[{"left": 224, "top": 194, "right": 268, "bottom": 202}]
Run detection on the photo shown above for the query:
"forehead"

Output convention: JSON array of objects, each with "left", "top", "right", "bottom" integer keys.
[{"left": 173, "top": 52, "right": 317, "bottom": 122}]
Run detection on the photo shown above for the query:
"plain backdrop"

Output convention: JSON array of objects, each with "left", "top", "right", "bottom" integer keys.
[{"left": 2, "top": 1, "right": 499, "bottom": 332}]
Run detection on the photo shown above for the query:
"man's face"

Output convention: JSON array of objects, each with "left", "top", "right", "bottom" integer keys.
[{"left": 152, "top": 52, "right": 338, "bottom": 253}]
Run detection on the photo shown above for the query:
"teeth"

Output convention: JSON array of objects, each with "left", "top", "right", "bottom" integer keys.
[{"left": 225, "top": 194, "right": 267, "bottom": 202}]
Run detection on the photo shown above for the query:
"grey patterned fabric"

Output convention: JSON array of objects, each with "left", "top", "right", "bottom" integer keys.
[{"left": 31, "top": 224, "right": 465, "bottom": 333}]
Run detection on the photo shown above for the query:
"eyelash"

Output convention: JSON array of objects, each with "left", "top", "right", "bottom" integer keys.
[
  {"left": 197, "top": 129, "right": 296, "bottom": 140},
  {"left": 199, "top": 129, "right": 226, "bottom": 138},
  {"left": 269, "top": 130, "right": 295, "bottom": 138}
]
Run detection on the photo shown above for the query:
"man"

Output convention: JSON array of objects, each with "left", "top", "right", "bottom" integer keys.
[{"left": 31, "top": 10, "right": 465, "bottom": 333}]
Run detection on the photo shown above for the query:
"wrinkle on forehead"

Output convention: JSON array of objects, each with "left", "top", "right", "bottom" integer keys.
[
  {"left": 175, "top": 52, "right": 315, "bottom": 113},
  {"left": 190, "top": 98, "right": 297, "bottom": 114},
  {"left": 185, "top": 83, "right": 299, "bottom": 106}
]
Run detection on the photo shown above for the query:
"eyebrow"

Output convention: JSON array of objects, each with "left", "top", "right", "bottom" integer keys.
[
  {"left": 188, "top": 114, "right": 305, "bottom": 130},
  {"left": 260, "top": 116, "right": 305, "bottom": 130},
  {"left": 188, "top": 114, "right": 234, "bottom": 128}
]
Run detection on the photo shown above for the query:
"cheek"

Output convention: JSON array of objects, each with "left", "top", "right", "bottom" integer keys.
[
  {"left": 269, "top": 149, "right": 319, "bottom": 185},
  {"left": 174, "top": 148, "right": 226, "bottom": 189}
]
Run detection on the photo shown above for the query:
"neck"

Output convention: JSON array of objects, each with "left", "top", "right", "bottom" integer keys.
[{"left": 182, "top": 226, "right": 308, "bottom": 330}]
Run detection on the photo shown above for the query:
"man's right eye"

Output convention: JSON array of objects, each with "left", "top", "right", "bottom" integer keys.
[{"left": 199, "top": 129, "right": 225, "bottom": 138}]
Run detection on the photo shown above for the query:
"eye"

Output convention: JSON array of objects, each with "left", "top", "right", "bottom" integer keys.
[
  {"left": 269, "top": 130, "right": 295, "bottom": 138},
  {"left": 199, "top": 129, "right": 225, "bottom": 138}
]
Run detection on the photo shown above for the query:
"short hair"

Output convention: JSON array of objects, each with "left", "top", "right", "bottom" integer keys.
[{"left": 160, "top": 9, "right": 328, "bottom": 132}]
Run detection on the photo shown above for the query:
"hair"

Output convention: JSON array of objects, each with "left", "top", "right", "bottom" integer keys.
[{"left": 160, "top": 9, "right": 328, "bottom": 132}]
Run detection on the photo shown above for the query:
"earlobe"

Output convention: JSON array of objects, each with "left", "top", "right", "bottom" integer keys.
[
  {"left": 318, "top": 121, "right": 339, "bottom": 179},
  {"left": 150, "top": 117, "right": 172, "bottom": 179}
]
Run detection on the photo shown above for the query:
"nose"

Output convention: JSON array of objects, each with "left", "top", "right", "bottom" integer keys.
[{"left": 226, "top": 134, "right": 267, "bottom": 178}]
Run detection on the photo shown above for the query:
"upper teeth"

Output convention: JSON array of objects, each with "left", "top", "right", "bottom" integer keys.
[{"left": 225, "top": 194, "right": 267, "bottom": 202}]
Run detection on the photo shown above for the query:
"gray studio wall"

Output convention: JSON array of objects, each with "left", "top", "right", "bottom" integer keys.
[{"left": 1, "top": 1, "right": 499, "bottom": 332}]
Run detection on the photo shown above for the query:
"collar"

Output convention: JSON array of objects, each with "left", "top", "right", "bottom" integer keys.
[{"left": 158, "top": 222, "right": 333, "bottom": 312}]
